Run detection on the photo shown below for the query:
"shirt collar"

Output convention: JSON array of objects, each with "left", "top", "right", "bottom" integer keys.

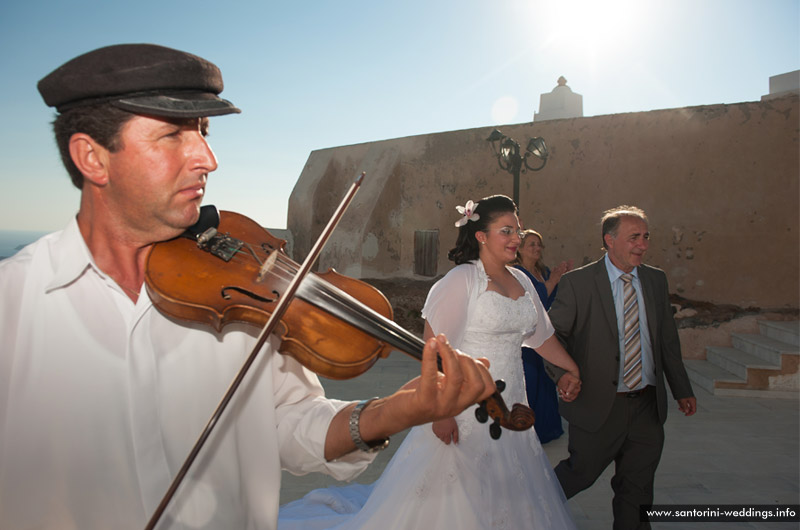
[
  {"left": 604, "top": 253, "right": 639, "bottom": 284},
  {"left": 45, "top": 216, "right": 101, "bottom": 292}
]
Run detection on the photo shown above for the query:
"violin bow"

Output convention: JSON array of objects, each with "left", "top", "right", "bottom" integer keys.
[{"left": 144, "top": 172, "right": 365, "bottom": 530}]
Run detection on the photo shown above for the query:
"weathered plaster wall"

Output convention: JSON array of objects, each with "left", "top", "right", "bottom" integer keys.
[{"left": 288, "top": 96, "right": 799, "bottom": 309}]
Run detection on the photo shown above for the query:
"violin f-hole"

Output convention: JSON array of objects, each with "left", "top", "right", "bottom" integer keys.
[{"left": 221, "top": 286, "right": 280, "bottom": 304}]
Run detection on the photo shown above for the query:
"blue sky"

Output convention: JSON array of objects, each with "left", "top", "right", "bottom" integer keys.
[{"left": 0, "top": 0, "right": 797, "bottom": 231}]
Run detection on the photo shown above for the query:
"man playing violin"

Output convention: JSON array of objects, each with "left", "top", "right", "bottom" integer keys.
[{"left": 0, "top": 44, "right": 495, "bottom": 530}]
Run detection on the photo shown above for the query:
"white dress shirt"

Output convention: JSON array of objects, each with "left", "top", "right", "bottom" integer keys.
[{"left": 0, "top": 217, "right": 374, "bottom": 530}]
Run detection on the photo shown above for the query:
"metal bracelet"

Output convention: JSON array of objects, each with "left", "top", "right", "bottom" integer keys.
[{"left": 348, "top": 398, "right": 390, "bottom": 452}]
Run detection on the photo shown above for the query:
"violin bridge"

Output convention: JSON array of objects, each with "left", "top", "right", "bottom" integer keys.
[{"left": 257, "top": 250, "right": 279, "bottom": 282}]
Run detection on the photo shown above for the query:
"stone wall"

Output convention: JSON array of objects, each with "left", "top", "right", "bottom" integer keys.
[{"left": 288, "top": 95, "right": 799, "bottom": 310}]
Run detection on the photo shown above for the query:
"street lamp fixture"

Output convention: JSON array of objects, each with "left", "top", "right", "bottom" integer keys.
[{"left": 486, "top": 128, "right": 548, "bottom": 212}]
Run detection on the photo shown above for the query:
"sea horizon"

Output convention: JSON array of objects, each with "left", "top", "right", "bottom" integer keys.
[{"left": 0, "top": 229, "right": 50, "bottom": 260}]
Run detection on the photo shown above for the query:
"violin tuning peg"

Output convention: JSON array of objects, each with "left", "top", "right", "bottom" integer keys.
[
  {"left": 489, "top": 419, "right": 502, "bottom": 440},
  {"left": 495, "top": 379, "right": 506, "bottom": 393},
  {"left": 474, "top": 401, "right": 489, "bottom": 424}
]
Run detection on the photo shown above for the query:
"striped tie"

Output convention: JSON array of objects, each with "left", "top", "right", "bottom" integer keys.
[{"left": 621, "top": 273, "right": 642, "bottom": 390}]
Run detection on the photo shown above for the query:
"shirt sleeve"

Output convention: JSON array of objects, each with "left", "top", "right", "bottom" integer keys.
[
  {"left": 0, "top": 253, "right": 30, "bottom": 450},
  {"left": 421, "top": 265, "right": 475, "bottom": 349},
  {"left": 270, "top": 338, "right": 376, "bottom": 480},
  {"left": 511, "top": 267, "right": 555, "bottom": 350}
]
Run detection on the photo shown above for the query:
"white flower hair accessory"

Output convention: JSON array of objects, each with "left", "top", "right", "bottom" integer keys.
[{"left": 454, "top": 200, "right": 480, "bottom": 227}]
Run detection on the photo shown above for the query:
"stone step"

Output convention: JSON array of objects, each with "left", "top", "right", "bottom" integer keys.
[
  {"left": 686, "top": 357, "right": 798, "bottom": 398},
  {"left": 730, "top": 332, "right": 799, "bottom": 364},
  {"left": 706, "top": 346, "right": 780, "bottom": 379},
  {"left": 684, "top": 359, "right": 744, "bottom": 394},
  {"left": 686, "top": 321, "right": 800, "bottom": 398},
  {"left": 713, "top": 387, "right": 800, "bottom": 399},
  {"left": 759, "top": 320, "right": 799, "bottom": 347}
]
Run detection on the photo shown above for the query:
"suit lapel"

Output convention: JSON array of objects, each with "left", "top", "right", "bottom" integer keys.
[
  {"left": 638, "top": 266, "right": 659, "bottom": 349},
  {"left": 593, "top": 259, "right": 619, "bottom": 340}
]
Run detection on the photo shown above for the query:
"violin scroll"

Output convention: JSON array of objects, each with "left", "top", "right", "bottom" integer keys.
[{"left": 474, "top": 379, "right": 535, "bottom": 440}]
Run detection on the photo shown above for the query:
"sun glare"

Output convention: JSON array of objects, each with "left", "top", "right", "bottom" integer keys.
[
  {"left": 532, "top": 0, "right": 649, "bottom": 65},
  {"left": 491, "top": 96, "right": 520, "bottom": 124}
]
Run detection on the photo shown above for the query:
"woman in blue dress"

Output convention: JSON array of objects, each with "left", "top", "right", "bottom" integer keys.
[{"left": 514, "top": 229, "right": 573, "bottom": 443}]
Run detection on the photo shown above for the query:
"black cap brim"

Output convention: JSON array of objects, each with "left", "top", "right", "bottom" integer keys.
[{"left": 111, "top": 92, "right": 241, "bottom": 118}]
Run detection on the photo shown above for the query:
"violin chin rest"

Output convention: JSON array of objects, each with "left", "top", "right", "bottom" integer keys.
[{"left": 183, "top": 204, "right": 220, "bottom": 240}]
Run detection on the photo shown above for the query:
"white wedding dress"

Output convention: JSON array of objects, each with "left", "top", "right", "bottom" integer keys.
[{"left": 279, "top": 266, "right": 576, "bottom": 530}]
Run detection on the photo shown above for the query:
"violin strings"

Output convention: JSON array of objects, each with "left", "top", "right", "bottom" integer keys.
[
  {"left": 259, "top": 245, "right": 423, "bottom": 355},
  {"left": 218, "top": 239, "right": 424, "bottom": 358}
]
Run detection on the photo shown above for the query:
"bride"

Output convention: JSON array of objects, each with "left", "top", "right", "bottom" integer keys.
[{"left": 279, "top": 195, "right": 581, "bottom": 529}]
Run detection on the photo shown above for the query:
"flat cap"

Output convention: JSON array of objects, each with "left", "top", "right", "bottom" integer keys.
[{"left": 38, "top": 43, "right": 241, "bottom": 118}]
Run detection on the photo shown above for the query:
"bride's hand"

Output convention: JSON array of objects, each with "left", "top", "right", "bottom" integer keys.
[
  {"left": 432, "top": 417, "right": 459, "bottom": 445},
  {"left": 557, "top": 372, "right": 581, "bottom": 402}
]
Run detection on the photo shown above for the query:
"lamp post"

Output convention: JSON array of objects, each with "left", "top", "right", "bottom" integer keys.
[{"left": 486, "top": 129, "right": 548, "bottom": 214}]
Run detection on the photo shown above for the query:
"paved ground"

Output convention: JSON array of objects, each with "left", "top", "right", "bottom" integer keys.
[{"left": 281, "top": 352, "right": 799, "bottom": 529}]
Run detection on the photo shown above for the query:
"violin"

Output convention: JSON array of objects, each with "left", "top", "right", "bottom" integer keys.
[{"left": 145, "top": 206, "right": 535, "bottom": 437}]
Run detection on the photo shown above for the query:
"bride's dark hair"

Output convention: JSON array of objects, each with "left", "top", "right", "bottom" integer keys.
[{"left": 447, "top": 195, "right": 518, "bottom": 265}]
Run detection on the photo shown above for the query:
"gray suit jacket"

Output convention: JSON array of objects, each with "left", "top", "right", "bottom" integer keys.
[{"left": 546, "top": 258, "right": 694, "bottom": 432}]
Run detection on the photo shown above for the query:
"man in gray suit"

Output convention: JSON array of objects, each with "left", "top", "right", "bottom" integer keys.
[{"left": 546, "top": 205, "right": 697, "bottom": 530}]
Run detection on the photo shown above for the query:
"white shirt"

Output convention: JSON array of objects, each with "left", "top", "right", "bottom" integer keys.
[
  {"left": 604, "top": 254, "right": 656, "bottom": 391},
  {"left": 0, "top": 217, "right": 374, "bottom": 530}
]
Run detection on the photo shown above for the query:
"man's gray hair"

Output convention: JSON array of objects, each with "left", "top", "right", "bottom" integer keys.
[{"left": 600, "top": 205, "right": 648, "bottom": 250}]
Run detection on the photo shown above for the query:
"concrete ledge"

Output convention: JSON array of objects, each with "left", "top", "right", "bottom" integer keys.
[{"left": 714, "top": 387, "right": 799, "bottom": 399}]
